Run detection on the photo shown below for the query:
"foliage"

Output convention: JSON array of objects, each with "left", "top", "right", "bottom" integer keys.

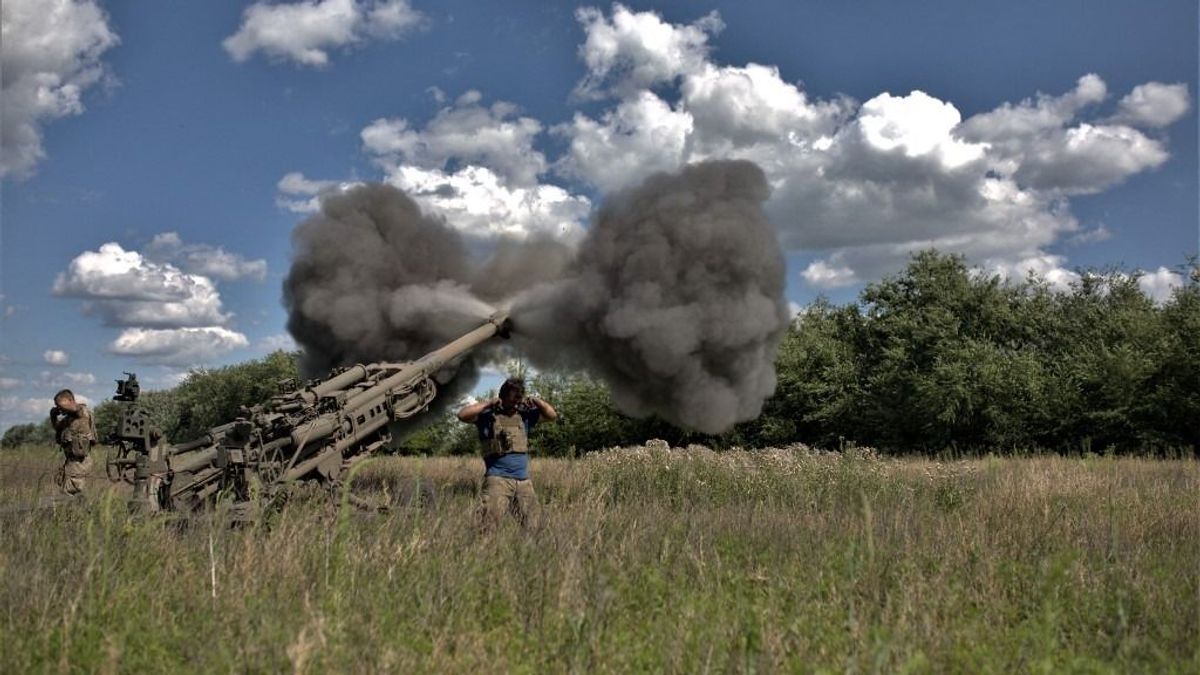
[
  {"left": 393, "top": 408, "right": 477, "bottom": 456},
  {"left": 91, "top": 351, "right": 299, "bottom": 444},
  {"left": 93, "top": 389, "right": 180, "bottom": 443},
  {"left": 77, "top": 252, "right": 1198, "bottom": 455},
  {"left": 758, "top": 251, "right": 1200, "bottom": 454},
  {"left": 511, "top": 251, "right": 1197, "bottom": 456},
  {"left": 170, "top": 350, "right": 300, "bottom": 441},
  {"left": 0, "top": 420, "right": 54, "bottom": 449}
]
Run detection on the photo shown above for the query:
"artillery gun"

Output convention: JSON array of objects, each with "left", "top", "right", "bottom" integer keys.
[{"left": 105, "top": 312, "right": 512, "bottom": 517}]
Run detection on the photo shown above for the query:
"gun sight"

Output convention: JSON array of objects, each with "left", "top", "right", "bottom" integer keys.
[{"left": 113, "top": 372, "right": 140, "bottom": 402}]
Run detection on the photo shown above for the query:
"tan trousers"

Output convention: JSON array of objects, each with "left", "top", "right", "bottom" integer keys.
[
  {"left": 479, "top": 475, "right": 537, "bottom": 530},
  {"left": 58, "top": 453, "right": 94, "bottom": 496}
]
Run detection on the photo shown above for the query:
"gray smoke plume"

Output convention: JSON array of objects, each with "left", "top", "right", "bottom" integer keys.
[
  {"left": 283, "top": 183, "right": 567, "bottom": 411},
  {"left": 470, "top": 237, "right": 573, "bottom": 303},
  {"left": 511, "top": 160, "right": 789, "bottom": 434},
  {"left": 284, "top": 184, "right": 492, "bottom": 378},
  {"left": 284, "top": 161, "right": 788, "bottom": 435}
]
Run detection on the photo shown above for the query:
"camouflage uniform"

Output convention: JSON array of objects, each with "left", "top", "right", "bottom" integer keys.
[{"left": 53, "top": 405, "right": 97, "bottom": 496}]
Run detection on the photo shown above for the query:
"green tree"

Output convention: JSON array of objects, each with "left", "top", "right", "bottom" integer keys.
[
  {"left": 169, "top": 350, "right": 299, "bottom": 441},
  {"left": 850, "top": 251, "right": 1053, "bottom": 450},
  {"left": 1044, "top": 270, "right": 1169, "bottom": 451},
  {"left": 1, "top": 420, "right": 54, "bottom": 448},
  {"left": 1136, "top": 262, "right": 1200, "bottom": 450},
  {"left": 752, "top": 300, "right": 863, "bottom": 447},
  {"left": 769, "top": 250, "right": 1198, "bottom": 455},
  {"left": 527, "top": 372, "right": 691, "bottom": 455},
  {"left": 93, "top": 389, "right": 181, "bottom": 442},
  {"left": 393, "top": 408, "right": 477, "bottom": 455}
]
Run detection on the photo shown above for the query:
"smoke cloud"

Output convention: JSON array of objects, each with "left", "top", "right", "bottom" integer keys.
[
  {"left": 284, "top": 183, "right": 486, "bottom": 376},
  {"left": 283, "top": 183, "right": 559, "bottom": 408},
  {"left": 283, "top": 160, "right": 788, "bottom": 435},
  {"left": 511, "top": 160, "right": 788, "bottom": 433}
]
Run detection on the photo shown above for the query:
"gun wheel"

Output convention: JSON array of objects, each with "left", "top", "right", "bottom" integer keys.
[
  {"left": 256, "top": 444, "right": 287, "bottom": 485},
  {"left": 104, "top": 445, "right": 137, "bottom": 485}
]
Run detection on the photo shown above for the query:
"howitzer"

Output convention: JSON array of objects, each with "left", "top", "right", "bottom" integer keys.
[{"left": 106, "top": 311, "right": 512, "bottom": 516}]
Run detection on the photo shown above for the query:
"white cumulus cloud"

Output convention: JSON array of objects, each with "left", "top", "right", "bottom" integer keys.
[
  {"left": 0, "top": 0, "right": 119, "bottom": 178},
  {"left": 856, "top": 91, "right": 986, "bottom": 169},
  {"left": 0, "top": 396, "right": 55, "bottom": 428},
  {"left": 681, "top": 62, "right": 850, "bottom": 153},
  {"left": 37, "top": 370, "right": 97, "bottom": 388},
  {"left": 1111, "top": 82, "right": 1191, "bottom": 128},
  {"left": 145, "top": 232, "right": 268, "bottom": 282},
  {"left": 555, "top": 91, "right": 693, "bottom": 193},
  {"left": 109, "top": 327, "right": 250, "bottom": 366},
  {"left": 573, "top": 4, "right": 722, "bottom": 99},
  {"left": 275, "top": 172, "right": 359, "bottom": 213},
  {"left": 985, "top": 258, "right": 1184, "bottom": 303},
  {"left": 559, "top": 6, "right": 1189, "bottom": 290},
  {"left": 362, "top": 92, "right": 548, "bottom": 186},
  {"left": 382, "top": 164, "right": 590, "bottom": 241},
  {"left": 53, "top": 242, "right": 253, "bottom": 365},
  {"left": 985, "top": 254, "right": 1082, "bottom": 293},
  {"left": 223, "top": 0, "right": 423, "bottom": 67},
  {"left": 43, "top": 350, "right": 70, "bottom": 366},
  {"left": 1137, "top": 266, "right": 1184, "bottom": 304},
  {"left": 801, "top": 260, "right": 858, "bottom": 289},
  {"left": 361, "top": 92, "right": 591, "bottom": 241},
  {"left": 53, "top": 243, "right": 231, "bottom": 327},
  {"left": 1, "top": 393, "right": 91, "bottom": 431},
  {"left": 958, "top": 75, "right": 1171, "bottom": 194}
]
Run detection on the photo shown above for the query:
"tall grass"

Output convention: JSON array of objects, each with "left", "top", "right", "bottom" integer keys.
[{"left": 1, "top": 445, "right": 1196, "bottom": 672}]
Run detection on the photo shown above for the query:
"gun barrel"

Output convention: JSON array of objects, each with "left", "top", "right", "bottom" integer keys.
[
  {"left": 371, "top": 310, "right": 511, "bottom": 397},
  {"left": 281, "top": 364, "right": 372, "bottom": 407},
  {"left": 121, "top": 311, "right": 513, "bottom": 514},
  {"left": 416, "top": 309, "right": 511, "bottom": 370},
  {"left": 298, "top": 311, "right": 511, "bottom": 450},
  {"left": 310, "top": 364, "right": 370, "bottom": 398}
]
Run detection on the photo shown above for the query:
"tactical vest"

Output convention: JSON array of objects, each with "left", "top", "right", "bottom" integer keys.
[
  {"left": 59, "top": 405, "right": 97, "bottom": 460},
  {"left": 482, "top": 408, "right": 529, "bottom": 458}
]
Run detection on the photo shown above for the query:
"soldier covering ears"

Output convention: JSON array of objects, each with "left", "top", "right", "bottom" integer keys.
[
  {"left": 457, "top": 378, "right": 557, "bottom": 529},
  {"left": 49, "top": 389, "right": 97, "bottom": 496}
]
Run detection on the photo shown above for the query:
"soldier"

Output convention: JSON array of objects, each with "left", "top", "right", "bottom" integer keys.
[
  {"left": 457, "top": 378, "right": 557, "bottom": 530},
  {"left": 49, "top": 389, "right": 97, "bottom": 496}
]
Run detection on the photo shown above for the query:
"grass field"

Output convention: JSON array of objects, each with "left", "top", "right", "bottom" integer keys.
[{"left": 1, "top": 444, "right": 1197, "bottom": 673}]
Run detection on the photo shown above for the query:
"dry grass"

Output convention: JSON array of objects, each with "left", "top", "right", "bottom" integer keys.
[{"left": 1, "top": 444, "right": 1197, "bottom": 673}]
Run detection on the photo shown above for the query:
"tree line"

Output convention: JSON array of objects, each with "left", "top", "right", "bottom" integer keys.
[
  {"left": 380, "top": 250, "right": 1200, "bottom": 457},
  {"left": 5, "top": 251, "right": 1196, "bottom": 455}
]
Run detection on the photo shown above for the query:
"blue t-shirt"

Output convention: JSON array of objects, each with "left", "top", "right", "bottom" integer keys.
[{"left": 476, "top": 405, "right": 541, "bottom": 480}]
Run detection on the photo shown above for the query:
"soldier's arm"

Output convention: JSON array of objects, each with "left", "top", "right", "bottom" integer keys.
[
  {"left": 49, "top": 408, "right": 65, "bottom": 442},
  {"left": 81, "top": 406, "right": 98, "bottom": 441},
  {"left": 527, "top": 397, "right": 557, "bottom": 422},
  {"left": 457, "top": 398, "right": 498, "bottom": 423}
]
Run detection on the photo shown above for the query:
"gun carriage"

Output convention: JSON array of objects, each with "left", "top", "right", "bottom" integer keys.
[{"left": 105, "top": 312, "right": 511, "bottom": 516}]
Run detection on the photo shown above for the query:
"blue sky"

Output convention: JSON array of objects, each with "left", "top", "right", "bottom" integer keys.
[{"left": 1, "top": 0, "right": 1196, "bottom": 431}]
